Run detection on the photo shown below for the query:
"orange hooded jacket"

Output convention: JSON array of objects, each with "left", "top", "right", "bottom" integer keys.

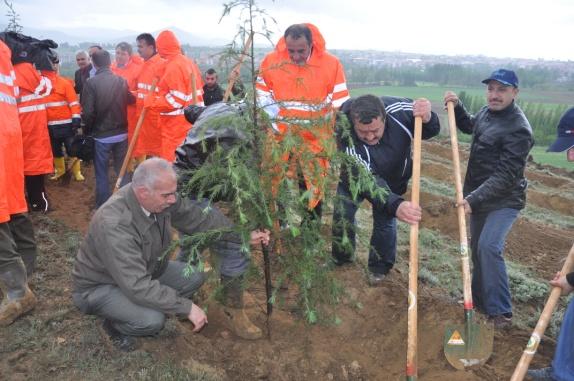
[
  {"left": 256, "top": 23, "right": 350, "bottom": 208},
  {"left": 135, "top": 53, "right": 165, "bottom": 157},
  {"left": 42, "top": 71, "right": 81, "bottom": 126},
  {"left": 112, "top": 56, "right": 143, "bottom": 149},
  {"left": 0, "top": 41, "right": 28, "bottom": 222},
  {"left": 146, "top": 30, "right": 204, "bottom": 161},
  {"left": 13, "top": 62, "right": 53, "bottom": 176}
]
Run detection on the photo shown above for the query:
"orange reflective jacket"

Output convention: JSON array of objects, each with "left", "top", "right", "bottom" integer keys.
[
  {"left": 0, "top": 41, "right": 27, "bottom": 222},
  {"left": 256, "top": 24, "right": 350, "bottom": 208},
  {"left": 14, "top": 63, "right": 53, "bottom": 176},
  {"left": 112, "top": 56, "right": 143, "bottom": 148},
  {"left": 135, "top": 53, "right": 165, "bottom": 157},
  {"left": 256, "top": 23, "right": 350, "bottom": 148},
  {"left": 150, "top": 30, "right": 204, "bottom": 161},
  {"left": 42, "top": 71, "right": 81, "bottom": 126}
]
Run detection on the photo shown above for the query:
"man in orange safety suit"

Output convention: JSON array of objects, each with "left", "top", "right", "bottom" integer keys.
[
  {"left": 112, "top": 42, "right": 143, "bottom": 162},
  {"left": 256, "top": 23, "right": 350, "bottom": 222},
  {"left": 13, "top": 61, "right": 53, "bottom": 213},
  {"left": 0, "top": 40, "right": 39, "bottom": 326},
  {"left": 134, "top": 33, "right": 165, "bottom": 159},
  {"left": 144, "top": 30, "right": 203, "bottom": 162},
  {"left": 42, "top": 53, "right": 84, "bottom": 182}
]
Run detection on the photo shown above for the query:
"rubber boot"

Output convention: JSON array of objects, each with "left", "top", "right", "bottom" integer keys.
[
  {"left": 71, "top": 158, "right": 85, "bottom": 181},
  {"left": 219, "top": 275, "right": 262, "bottom": 340},
  {"left": 8, "top": 214, "right": 38, "bottom": 276},
  {"left": 0, "top": 262, "right": 37, "bottom": 327},
  {"left": 49, "top": 157, "right": 66, "bottom": 180}
]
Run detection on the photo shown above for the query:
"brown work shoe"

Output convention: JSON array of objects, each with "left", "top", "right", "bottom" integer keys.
[
  {"left": 213, "top": 305, "right": 262, "bottom": 340},
  {"left": 0, "top": 286, "right": 37, "bottom": 327}
]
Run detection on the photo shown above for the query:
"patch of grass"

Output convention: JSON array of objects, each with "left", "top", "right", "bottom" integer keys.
[
  {"left": 530, "top": 146, "right": 573, "bottom": 170},
  {"left": 420, "top": 176, "right": 456, "bottom": 198},
  {"left": 522, "top": 204, "right": 574, "bottom": 229},
  {"left": 507, "top": 262, "right": 550, "bottom": 304}
]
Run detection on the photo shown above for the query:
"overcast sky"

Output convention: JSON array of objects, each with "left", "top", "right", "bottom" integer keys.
[{"left": 11, "top": 0, "right": 574, "bottom": 60}]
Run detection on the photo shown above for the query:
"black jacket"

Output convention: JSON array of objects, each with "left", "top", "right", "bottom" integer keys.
[
  {"left": 81, "top": 67, "right": 134, "bottom": 139},
  {"left": 454, "top": 100, "right": 533, "bottom": 213},
  {"left": 202, "top": 84, "right": 224, "bottom": 106},
  {"left": 74, "top": 64, "right": 91, "bottom": 95},
  {"left": 339, "top": 96, "right": 440, "bottom": 215}
]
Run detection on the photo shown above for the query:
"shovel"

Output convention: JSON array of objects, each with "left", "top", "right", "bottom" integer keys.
[
  {"left": 406, "top": 116, "right": 422, "bottom": 381},
  {"left": 443, "top": 101, "right": 493, "bottom": 370},
  {"left": 510, "top": 243, "right": 574, "bottom": 381}
]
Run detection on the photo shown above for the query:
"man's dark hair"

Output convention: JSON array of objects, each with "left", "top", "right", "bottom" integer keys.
[
  {"left": 284, "top": 24, "right": 312, "bottom": 45},
  {"left": 136, "top": 33, "right": 156, "bottom": 49},
  {"left": 115, "top": 41, "right": 132, "bottom": 55},
  {"left": 350, "top": 95, "right": 386, "bottom": 124},
  {"left": 88, "top": 45, "right": 103, "bottom": 58},
  {"left": 205, "top": 68, "right": 217, "bottom": 75},
  {"left": 91, "top": 50, "right": 111, "bottom": 69}
]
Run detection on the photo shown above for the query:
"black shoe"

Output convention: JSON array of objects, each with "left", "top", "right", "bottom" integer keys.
[
  {"left": 488, "top": 313, "right": 512, "bottom": 330},
  {"left": 526, "top": 367, "right": 556, "bottom": 381},
  {"left": 367, "top": 272, "right": 386, "bottom": 287},
  {"left": 101, "top": 319, "right": 136, "bottom": 352}
]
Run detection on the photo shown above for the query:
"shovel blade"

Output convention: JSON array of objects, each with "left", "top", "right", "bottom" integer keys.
[{"left": 444, "top": 320, "right": 494, "bottom": 370}]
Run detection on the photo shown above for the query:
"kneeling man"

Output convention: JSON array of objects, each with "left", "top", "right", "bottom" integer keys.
[{"left": 72, "top": 158, "right": 269, "bottom": 351}]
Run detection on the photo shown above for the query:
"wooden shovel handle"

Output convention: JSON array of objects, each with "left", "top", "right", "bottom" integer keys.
[
  {"left": 447, "top": 101, "right": 473, "bottom": 312},
  {"left": 511, "top": 243, "right": 574, "bottom": 381},
  {"left": 191, "top": 71, "right": 198, "bottom": 104},
  {"left": 114, "top": 78, "right": 159, "bottom": 193},
  {"left": 406, "top": 116, "right": 423, "bottom": 380},
  {"left": 223, "top": 32, "right": 253, "bottom": 102}
]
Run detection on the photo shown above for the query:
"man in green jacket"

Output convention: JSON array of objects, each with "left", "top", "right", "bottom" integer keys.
[{"left": 72, "top": 158, "right": 269, "bottom": 351}]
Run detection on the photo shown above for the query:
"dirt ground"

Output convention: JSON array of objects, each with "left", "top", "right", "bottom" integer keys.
[{"left": 1, "top": 139, "right": 572, "bottom": 381}]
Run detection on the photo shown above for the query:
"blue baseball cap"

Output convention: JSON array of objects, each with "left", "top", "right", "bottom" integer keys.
[
  {"left": 547, "top": 107, "right": 574, "bottom": 152},
  {"left": 482, "top": 69, "right": 519, "bottom": 87}
]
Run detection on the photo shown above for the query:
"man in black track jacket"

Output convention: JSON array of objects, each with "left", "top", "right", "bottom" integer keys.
[
  {"left": 332, "top": 94, "right": 440, "bottom": 285},
  {"left": 444, "top": 69, "right": 533, "bottom": 328}
]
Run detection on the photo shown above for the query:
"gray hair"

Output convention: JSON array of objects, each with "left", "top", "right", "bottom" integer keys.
[
  {"left": 132, "top": 158, "right": 176, "bottom": 190},
  {"left": 75, "top": 50, "right": 89, "bottom": 58}
]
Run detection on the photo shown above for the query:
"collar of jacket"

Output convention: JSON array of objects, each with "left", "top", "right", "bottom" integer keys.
[
  {"left": 125, "top": 185, "right": 158, "bottom": 232},
  {"left": 95, "top": 67, "right": 112, "bottom": 76},
  {"left": 488, "top": 100, "right": 517, "bottom": 117}
]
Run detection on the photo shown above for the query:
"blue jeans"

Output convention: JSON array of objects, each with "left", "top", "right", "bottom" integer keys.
[
  {"left": 332, "top": 183, "right": 397, "bottom": 275},
  {"left": 94, "top": 139, "right": 129, "bottom": 208},
  {"left": 552, "top": 297, "right": 574, "bottom": 381},
  {"left": 469, "top": 208, "right": 519, "bottom": 317}
]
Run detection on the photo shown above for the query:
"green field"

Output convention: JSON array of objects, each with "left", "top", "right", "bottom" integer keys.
[{"left": 529, "top": 146, "right": 573, "bottom": 170}]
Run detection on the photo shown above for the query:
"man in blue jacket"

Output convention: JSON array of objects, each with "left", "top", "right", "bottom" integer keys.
[
  {"left": 444, "top": 69, "right": 534, "bottom": 329},
  {"left": 331, "top": 94, "right": 440, "bottom": 286}
]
